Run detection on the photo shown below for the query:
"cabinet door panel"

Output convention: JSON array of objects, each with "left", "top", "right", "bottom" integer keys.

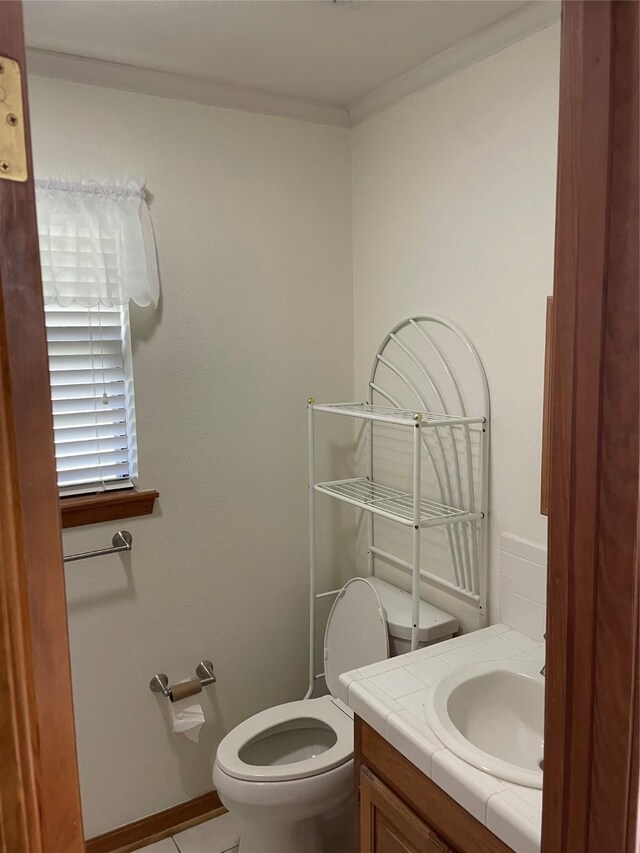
[{"left": 360, "top": 767, "right": 454, "bottom": 853}]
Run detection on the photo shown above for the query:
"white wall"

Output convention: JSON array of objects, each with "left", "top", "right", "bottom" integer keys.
[
  {"left": 28, "top": 76, "right": 354, "bottom": 837},
  {"left": 351, "top": 26, "right": 559, "bottom": 626}
]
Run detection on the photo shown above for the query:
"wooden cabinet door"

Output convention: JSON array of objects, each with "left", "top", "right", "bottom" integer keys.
[{"left": 360, "top": 767, "right": 455, "bottom": 853}]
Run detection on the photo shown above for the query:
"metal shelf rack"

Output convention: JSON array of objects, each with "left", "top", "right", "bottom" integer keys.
[
  {"left": 305, "top": 315, "right": 491, "bottom": 698},
  {"left": 314, "top": 478, "right": 482, "bottom": 528}
]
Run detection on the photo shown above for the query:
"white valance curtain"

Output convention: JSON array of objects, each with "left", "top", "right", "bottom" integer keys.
[{"left": 35, "top": 178, "right": 160, "bottom": 308}]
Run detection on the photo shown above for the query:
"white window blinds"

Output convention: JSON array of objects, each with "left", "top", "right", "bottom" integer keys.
[
  {"left": 36, "top": 177, "right": 158, "bottom": 497},
  {"left": 45, "top": 304, "right": 138, "bottom": 496},
  {"left": 45, "top": 305, "right": 137, "bottom": 494}
]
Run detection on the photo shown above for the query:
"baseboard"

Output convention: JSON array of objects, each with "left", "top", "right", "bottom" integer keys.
[{"left": 85, "top": 791, "right": 224, "bottom": 853}]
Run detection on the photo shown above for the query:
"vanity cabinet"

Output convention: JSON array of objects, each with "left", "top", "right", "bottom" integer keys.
[
  {"left": 355, "top": 717, "right": 512, "bottom": 853},
  {"left": 360, "top": 767, "right": 454, "bottom": 852}
]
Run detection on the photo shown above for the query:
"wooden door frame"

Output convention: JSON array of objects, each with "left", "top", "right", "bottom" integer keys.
[
  {"left": 0, "top": 1, "right": 84, "bottom": 850},
  {"left": 0, "top": 1, "right": 638, "bottom": 851},
  {"left": 542, "top": 1, "right": 639, "bottom": 851}
]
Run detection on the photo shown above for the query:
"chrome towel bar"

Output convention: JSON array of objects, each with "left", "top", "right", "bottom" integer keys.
[{"left": 63, "top": 530, "right": 133, "bottom": 563}]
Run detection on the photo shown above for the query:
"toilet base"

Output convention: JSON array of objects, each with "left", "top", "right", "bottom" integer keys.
[{"left": 237, "top": 797, "right": 353, "bottom": 853}]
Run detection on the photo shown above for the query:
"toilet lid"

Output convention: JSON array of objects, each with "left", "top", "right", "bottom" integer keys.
[{"left": 324, "top": 578, "right": 389, "bottom": 698}]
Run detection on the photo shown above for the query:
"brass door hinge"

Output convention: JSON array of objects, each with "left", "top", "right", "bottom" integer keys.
[{"left": 0, "top": 56, "right": 27, "bottom": 182}]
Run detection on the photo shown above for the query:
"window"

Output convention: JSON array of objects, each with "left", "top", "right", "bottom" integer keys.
[
  {"left": 45, "top": 303, "right": 138, "bottom": 497},
  {"left": 34, "top": 177, "right": 159, "bottom": 513}
]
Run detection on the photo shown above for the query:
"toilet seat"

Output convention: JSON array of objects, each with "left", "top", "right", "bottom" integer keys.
[{"left": 216, "top": 695, "right": 353, "bottom": 783}]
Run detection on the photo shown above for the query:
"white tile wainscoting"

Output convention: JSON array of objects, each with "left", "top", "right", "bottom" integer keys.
[{"left": 500, "top": 534, "right": 547, "bottom": 642}]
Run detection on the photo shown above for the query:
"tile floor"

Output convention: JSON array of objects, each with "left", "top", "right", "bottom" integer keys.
[{"left": 140, "top": 812, "right": 239, "bottom": 853}]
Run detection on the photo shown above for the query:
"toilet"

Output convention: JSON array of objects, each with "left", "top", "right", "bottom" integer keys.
[{"left": 213, "top": 577, "right": 458, "bottom": 853}]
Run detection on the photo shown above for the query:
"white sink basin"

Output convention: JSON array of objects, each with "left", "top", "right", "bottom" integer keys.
[{"left": 424, "top": 659, "right": 544, "bottom": 788}]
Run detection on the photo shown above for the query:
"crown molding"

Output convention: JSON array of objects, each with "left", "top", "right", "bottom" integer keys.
[
  {"left": 25, "top": 48, "right": 351, "bottom": 128},
  {"left": 25, "top": 2, "right": 560, "bottom": 131},
  {"left": 347, "top": 1, "right": 561, "bottom": 126}
]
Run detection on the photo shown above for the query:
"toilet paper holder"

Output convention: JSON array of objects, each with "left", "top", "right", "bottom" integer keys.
[{"left": 150, "top": 660, "right": 216, "bottom": 702}]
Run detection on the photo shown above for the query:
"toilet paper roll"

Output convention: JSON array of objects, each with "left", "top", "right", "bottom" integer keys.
[
  {"left": 170, "top": 682, "right": 205, "bottom": 743},
  {"left": 170, "top": 680, "right": 202, "bottom": 702}
]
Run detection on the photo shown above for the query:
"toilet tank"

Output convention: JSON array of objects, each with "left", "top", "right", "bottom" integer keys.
[{"left": 367, "top": 577, "right": 459, "bottom": 656}]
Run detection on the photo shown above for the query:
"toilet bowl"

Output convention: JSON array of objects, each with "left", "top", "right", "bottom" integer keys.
[{"left": 213, "top": 578, "right": 458, "bottom": 853}]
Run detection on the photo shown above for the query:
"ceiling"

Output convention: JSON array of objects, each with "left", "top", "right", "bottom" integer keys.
[{"left": 24, "top": 0, "right": 534, "bottom": 106}]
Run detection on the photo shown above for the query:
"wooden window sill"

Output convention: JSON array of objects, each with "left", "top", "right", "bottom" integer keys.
[{"left": 60, "top": 488, "right": 159, "bottom": 529}]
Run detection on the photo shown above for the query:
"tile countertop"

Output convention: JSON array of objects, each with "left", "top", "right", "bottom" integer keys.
[{"left": 338, "top": 624, "right": 544, "bottom": 853}]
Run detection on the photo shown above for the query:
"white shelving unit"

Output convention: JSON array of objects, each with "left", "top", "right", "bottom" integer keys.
[
  {"left": 305, "top": 316, "right": 490, "bottom": 698},
  {"left": 314, "top": 477, "right": 482, "bottom": 528}
]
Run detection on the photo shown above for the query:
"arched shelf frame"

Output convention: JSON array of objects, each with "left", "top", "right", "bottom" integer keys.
[{"left": 367, "top": 315, "right": 490, "bottom": 606}]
